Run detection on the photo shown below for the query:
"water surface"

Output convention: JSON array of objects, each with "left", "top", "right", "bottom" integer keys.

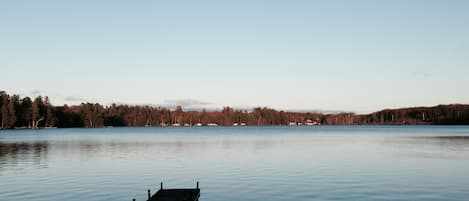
[{"left": 1, "top": 126, "right": 469, "bottom": 201}]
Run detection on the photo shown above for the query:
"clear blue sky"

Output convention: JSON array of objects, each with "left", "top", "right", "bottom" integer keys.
[{"left": 1, "top": 0, "right": 468, "bottom": 113}]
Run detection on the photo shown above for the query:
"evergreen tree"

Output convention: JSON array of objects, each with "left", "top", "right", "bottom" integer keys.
[
  {"left": 0, "top": 91, "right": 5, "bottom": 128},
  {"left": 21, "top": 97, "right": 33, "bottom": 127},
  {"left": 1, "top": 94, "right": 9, "bottom": 129},
  {"left": 7, "top": 95, "right": 19, "bottom": 128},
  {"left": 32, "top": 96, "right": 44, "bottom": 128},
  {"left": 45, "top": 96, "right": 56, "bottom": 127}
]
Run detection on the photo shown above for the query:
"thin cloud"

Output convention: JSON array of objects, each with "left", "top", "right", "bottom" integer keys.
[
  {"left": 410, "top": 71, "right": 431, "bottom": 78},
  {"left": 163, "top": 99, "right": 213, "bottom": 108},
  {"left": 64, "top": 96, "right": 87, "bottom": 102},
  {"left": 284, "top": 109, "right": 353, "bottom": 114},
  {"left": 30, "top": 89, "right": 43, "bottom": 96},
  {"left": 108, "top": 99, "right": 216, "bottom": 111}
]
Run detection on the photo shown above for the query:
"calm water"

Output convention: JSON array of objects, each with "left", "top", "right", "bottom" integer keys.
[{"left": 1, "top": 126, "right": 469, "bottom": 201}]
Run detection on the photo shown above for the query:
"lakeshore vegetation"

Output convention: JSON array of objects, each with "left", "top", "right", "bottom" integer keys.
[{"left": 1, "top": 90, "right": 469, "bottom": 129}]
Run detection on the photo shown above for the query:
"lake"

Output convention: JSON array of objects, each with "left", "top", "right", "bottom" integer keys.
[{"left": 1, "top": 126, "right": 469, "bottom": 201}]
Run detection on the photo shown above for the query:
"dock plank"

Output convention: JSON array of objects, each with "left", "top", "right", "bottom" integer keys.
[
  {"left": 134, "top": 182, "right": 200, "bottom": 201},
  {"left": 149, "top": 189, "right": 200, "bottom": 201}
]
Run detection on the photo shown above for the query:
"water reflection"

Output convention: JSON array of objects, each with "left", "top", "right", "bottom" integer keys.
[
  {"left": 2, "top": 134, "right": 469, "bottom": 172},
  {"left": 378, "top": 136, "right": 469, "bottom": 160},
  {"left": 1, "top": 127, "right": 469, "bottom": 201},
  {"left": 382, "top": 136, "right": 469, "bottom": 150},
  {"left": 0, "top": 142, "right": 49, "bottom": 171}
]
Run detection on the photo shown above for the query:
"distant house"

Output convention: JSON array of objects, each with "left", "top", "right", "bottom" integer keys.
[
  {"left": 195, "top": 123, "right": 203, "bottom": 127},
  {"left": 289, "top": 122, "right": 297, "bottom": 126},
  {"left": 172, "top": 123, "right": 181, "bottom": 127},
  {"left": 240, "top": 123, "right": 247, "bottom": 126},
  {"left": 207, "top": 123, "right": 218, "bottom": 126},
  {"left": 184, "top": 123, "right": 191, "bottom": 127},
  {"left": 233, "top": 123, "right": 238, "bottom": 126},
  {"left": 305, "top": 119, "right": 320, "bottom": 126}
]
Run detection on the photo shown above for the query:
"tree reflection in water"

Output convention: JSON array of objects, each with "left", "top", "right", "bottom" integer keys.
[{"left": 0, "top": 142, "right": 49, "bottom": 171}]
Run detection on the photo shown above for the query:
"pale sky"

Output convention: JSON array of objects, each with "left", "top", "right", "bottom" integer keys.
[{"left": 1, "top": 0, "right": 468, "bottom": 113}]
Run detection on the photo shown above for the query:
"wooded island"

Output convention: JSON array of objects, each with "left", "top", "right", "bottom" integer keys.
[{"left": 1, "top": 90, "right": 468, "bottom": 129}]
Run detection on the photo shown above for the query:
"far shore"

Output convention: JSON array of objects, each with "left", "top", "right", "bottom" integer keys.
[
  {"left": 3, "top": 124, "right": 469, "bottom": 131},
  {"left": 1, "top": 91, "right": 468, "bottom": 130}
]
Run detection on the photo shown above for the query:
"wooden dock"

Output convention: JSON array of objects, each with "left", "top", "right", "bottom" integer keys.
[{"left": 133, "top": 182, "right": 200, "bottom": 201}]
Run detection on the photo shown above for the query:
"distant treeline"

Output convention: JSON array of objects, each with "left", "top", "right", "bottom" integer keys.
[{"left": 1, "top": 90, "right": 469, "bottom": 129}]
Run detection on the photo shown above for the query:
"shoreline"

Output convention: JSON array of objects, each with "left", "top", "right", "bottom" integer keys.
[{"left": 2, "top": 124, "right": 469, "bottom": 131}]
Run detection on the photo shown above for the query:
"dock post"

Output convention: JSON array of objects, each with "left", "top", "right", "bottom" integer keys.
[
  {"left": 196, "top": 181, "right": 199, "bottom": 189},
  {"left": 147, "top": 189, "right": 150, "bottom": 200},
  {"left": 133, "top": 199, "right": 135, "bottom": 201},
  {"left": 160, "top": 182, "right": 163, "bottom": 190}
]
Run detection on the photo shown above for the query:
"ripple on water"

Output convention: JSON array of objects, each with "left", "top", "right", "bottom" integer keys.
[{"left": 1, "top": 127, "right": 469, "bottom": 201}]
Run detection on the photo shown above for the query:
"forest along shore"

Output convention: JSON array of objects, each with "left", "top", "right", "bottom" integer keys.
[{"left": 1, "top": 90, "right": 469, "bottom": 129}]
